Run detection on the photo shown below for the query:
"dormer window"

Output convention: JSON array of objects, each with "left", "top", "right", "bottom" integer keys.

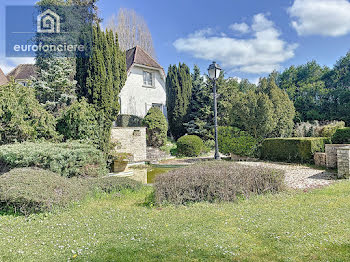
[{"left": 143, "top": 71, "right": 153, "bottom": 87}]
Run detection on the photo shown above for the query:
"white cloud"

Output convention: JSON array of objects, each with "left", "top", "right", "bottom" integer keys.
[
  {"left": 173, "top": 14, "right": 297, "bottom": 74},
  {"left": 0, "top": 57, "right": 35, "bottom": 74},
  {"left": 288, "top": 0, "right": 350, "bottom": 36},
  {"left": 229, "top": 22, "right": 250, "bottom": 34}
]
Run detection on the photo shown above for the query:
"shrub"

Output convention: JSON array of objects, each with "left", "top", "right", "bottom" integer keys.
[
  {"left": 218, "top": 127, "right": 258, "bottom": 156},
  {"left": 0, "top": 168, "right": 87, "bottom": 215},
  {"left": 0, "top": 142, "right": 107, "bottom": 177},
  {"left": 116, "top": 115, "right": 143, "bottom": 127},
  {"left": 143, "top": 108, "right": 168, "bottom": 147},
  {"left": 57, "top": 99, "right": 101, "bottom": 145},
  {"left": 177, "top": 135, "right": 204, "bottom": 157},
  {"left": 154, "top": 161, "right": 285, "bottom": 205},
  {"left": 0, "top": 82, "right": 59, "bottom": 144},
  {"left": 331, "top": 127, "right": 350, "bottom": 144},
  {"left": 261, "top": 137, "right": 331, "bottom": 163},
  {"left": 0, "top": 168, "right": 143, "bottom": 215},
  {"left": 319, "top": 121, "right": 345, "bottom": 137}
]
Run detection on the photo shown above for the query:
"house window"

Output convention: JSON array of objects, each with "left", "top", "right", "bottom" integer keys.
[
  {"left": 143, "top": 71, "right": 153, "bottom": 87},
  {"left": 152, "top": 103, "right": 163, "bottom": 111}
]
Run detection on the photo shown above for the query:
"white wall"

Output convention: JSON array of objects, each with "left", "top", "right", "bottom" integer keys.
[{"left": 119, "top": 65, "right": 166, "bottom": 118}]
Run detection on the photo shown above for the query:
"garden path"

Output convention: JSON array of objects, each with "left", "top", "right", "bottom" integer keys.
[{"left": 237, "top": 161, "right": 337, "bottom": 190}]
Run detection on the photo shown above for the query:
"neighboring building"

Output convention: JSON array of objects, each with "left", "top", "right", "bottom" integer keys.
[
  {"left": 6, "top": 64, "right": 37, "bottom": 86},
  {"left": 0, "top": 68, "right": 8, "bottom": 86},
  {"left": 120, "top": 46, "right": 167, "bottom": 118}
]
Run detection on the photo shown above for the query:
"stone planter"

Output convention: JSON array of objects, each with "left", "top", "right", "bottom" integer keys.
[{"left": 112, "top": 160, "right": 128, "bottom": 173}]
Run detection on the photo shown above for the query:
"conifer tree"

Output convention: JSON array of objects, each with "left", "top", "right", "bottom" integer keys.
[
  {"left": 166, "top": 63, "right": 192, "bottom": 140},
  {"left": 184, "top": 65, "right": 213, "bottom": 140},
  {"left": 32, "top": 58, "right": 77, "bottom": 114},
  {"left": 75, "top": 24, "right": 127, "bottom": 153}
]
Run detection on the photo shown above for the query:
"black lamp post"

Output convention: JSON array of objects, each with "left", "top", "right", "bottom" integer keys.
[{"left": 208, "top": 61, "right": 222, "bottom": 160}]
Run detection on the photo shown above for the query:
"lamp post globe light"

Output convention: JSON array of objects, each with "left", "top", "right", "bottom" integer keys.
[{"left": 208, "top": 61, "right": 222, "bottom": 160}]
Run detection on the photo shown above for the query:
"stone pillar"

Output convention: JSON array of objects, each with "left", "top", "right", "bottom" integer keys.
[
  {"left": 337, "top": 146, "right": 350, "bottom": 179},
  {"left": 325, "top": 144, "right": 350, "bottom": 168}
]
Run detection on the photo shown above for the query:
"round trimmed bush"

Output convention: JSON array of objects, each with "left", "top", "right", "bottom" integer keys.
[
  {"left": 177, "top": 135, "right": 204, "bottom": 157},
  {"left": 332, "top": 127, "right": 350, "bottom": 144}
]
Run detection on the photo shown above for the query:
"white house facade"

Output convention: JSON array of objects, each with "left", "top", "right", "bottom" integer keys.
[{"left": 119, "top": 46, "right": 167, "bottom": 118}]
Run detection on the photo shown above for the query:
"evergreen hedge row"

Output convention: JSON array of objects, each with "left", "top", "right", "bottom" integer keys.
[
  {"left": 331, "top": 128, "right": 350, "bottom": 144},
  {"left": 261, "top": 137, "right": 331, "bottom": 163},
  {"left": 0, "top": 142, "right": 107, "bottom": 177}
]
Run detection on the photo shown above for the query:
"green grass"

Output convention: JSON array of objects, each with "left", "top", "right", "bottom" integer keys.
[{"left": 1, "top": 182, "right": 350, "bottom": 261}]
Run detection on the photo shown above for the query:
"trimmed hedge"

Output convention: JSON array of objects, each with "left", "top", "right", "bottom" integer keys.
[
  {"left": 0, "top": 168, "right": 88, "bottom": 215},
  {"left": 0, "top": 168, "right": 142, "bottom": 215},
  {"left": 0, "top": 142, "right": 107, "bottom": 177},
  {"left": 154, "top": 161, "right": 285, "bottom": 205},
  {"left": 143, "top": 107, "right": 168, "bottom": 147},
  {"left": 177, "top": 135, "right": 204, "bottom": 157},
  {"left": 116, "top": 115, "right": 143, "bottom": 127},
  {"left": 261, "top": 137, "right": 331, "bottom": 163},
  {"left": 331, "top": 128, "right": 350, "bottom": 144},
  {"left": 218, "top": 126, "right": 258, "bottom": 156}
]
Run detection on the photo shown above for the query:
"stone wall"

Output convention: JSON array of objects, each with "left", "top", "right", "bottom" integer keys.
[
  {"left": 111, "top": 127, "right": 147, "bottom": 162},
  {"left": 146, "top": 147, "right": 171, "bottom": 162},
  {"left": 325, "top": 144, "right": 350, "bottom": 168},
  {"left": 337, "top": 146, "right": 350, "bottom": 179},
  {"left": 314, "top": 152, "right": 327, "bottom": 167}
]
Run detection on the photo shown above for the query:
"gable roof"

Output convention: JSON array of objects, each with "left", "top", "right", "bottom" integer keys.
[
  {"left": 126, "top": 46, "right": 164, "bottom": 75},
  {"left": 7, "top": 64, "right": 37, "bottom": 81},
  {"left": 0, "top": 68, "right": 8, "bottom": 86}
]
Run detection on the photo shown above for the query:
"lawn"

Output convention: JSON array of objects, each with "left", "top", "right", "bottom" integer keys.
[{"left": 1, "top": 182, "right": 350, "bottom": 262}]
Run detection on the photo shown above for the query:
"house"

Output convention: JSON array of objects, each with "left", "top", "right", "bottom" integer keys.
[
  {"left": 0, "top": 68, "right": 8, "bottom": 86},
  {"left": 6, "top": 64, "right": 37, "bottom": 86},
  {"left": 4, "top": 46, "right": 166, "bottom": 118},
  {"left": 120, "top": 46, "right": 167, "bottom": 118}
]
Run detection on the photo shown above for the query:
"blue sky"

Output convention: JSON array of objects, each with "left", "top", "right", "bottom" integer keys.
[{"left": 2, "top": 0, "right": 350, "bottom": 83}]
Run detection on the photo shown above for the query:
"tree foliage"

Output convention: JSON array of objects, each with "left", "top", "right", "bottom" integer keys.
[
  {"left": 166, "top": 63, "right": 192, "bottom": 140},
  {"left": 75, "top": 24, "right": 126, "bottom": 153},
  {"left": 0, "top": 82, "right": 59, "bottom": 144},
  {"left": 106, "top": 8, "right": 156, "bottom": 58}
]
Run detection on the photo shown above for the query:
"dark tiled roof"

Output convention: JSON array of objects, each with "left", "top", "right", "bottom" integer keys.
[
  {"left": 126, "top": 46, "right": 163, "bottom": 73},
  {"left": 7, "top": 64, "right": 37, "bottom": 81},
  {"left": 0, "top": 68, "right": 8, "bottom": 86}
]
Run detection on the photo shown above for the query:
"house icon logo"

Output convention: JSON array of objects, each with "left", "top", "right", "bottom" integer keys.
[{"left": 37, "top": 9, "right": 60, "bottom": 33}]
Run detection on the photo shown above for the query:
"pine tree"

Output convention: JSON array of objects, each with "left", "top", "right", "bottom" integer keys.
[
  {"left": 184, "top": 65, "right": 213, "bottom": 140},
  {"left": 32, "top": 58, "right": 77, "bottom": 114},
  {"left": 166, "top": 63, "right": 192, "bottom": 140}
]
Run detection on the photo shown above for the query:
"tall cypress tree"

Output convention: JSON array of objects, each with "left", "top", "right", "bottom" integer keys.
[
  {"left": 166, "top": 63, "right": 192, "bottom": 140},
  {"left": 76, "top": 24, "right": 127, "bottom": 153}
]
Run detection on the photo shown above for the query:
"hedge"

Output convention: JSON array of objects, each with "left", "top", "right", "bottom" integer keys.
[
  {"left": 0, "top": 141, "right": 107, "bottom": 177},
  {"left": 0, "top": 168, "right": 142, "bottom": 215},
  {"left": 331, "top": 127, "right": 350, "bottom": 144},
  {"left": 261, "top": 137, "right": 331, "bottom": 163},
  {"left": 116, "top": 115, "right": 143, "bottom": 127},
  {"left": 143, "top": 107, "right": 168, "bottom": 147},
  {"left": 177, "top": 135, "right": 204, "bottom": 157},
  {"left": 154, "top": 161, "right": 285, "bottom": 205}
]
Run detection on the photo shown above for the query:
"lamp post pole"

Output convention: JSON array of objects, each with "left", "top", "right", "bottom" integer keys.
[
  {"left": 208, "top": 61, "right": 222, "bottom": 161},
  {"left": 213, "top": 78, "right": 220, "bottom": 160}
]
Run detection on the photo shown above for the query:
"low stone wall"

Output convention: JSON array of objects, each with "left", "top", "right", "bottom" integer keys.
[
  {"left": 337, "top": 146, "right": 350, "bottom": 179},
  {"left": 325, "top": 144, "right": 350, "bottom": 168},
  {"left": 147, "top": 147, "right": 171, "bottom": 162},
  {"left": 314, "top": 152, "right": 327, "bottom": 167},
  {"left": 111, "top": 127, "right": 147, "bottom": 162}
]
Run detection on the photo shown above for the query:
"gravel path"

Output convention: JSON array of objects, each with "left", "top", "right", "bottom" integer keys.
[{"left": 236, "top": 161, "right": 337, "bottom": 190}]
